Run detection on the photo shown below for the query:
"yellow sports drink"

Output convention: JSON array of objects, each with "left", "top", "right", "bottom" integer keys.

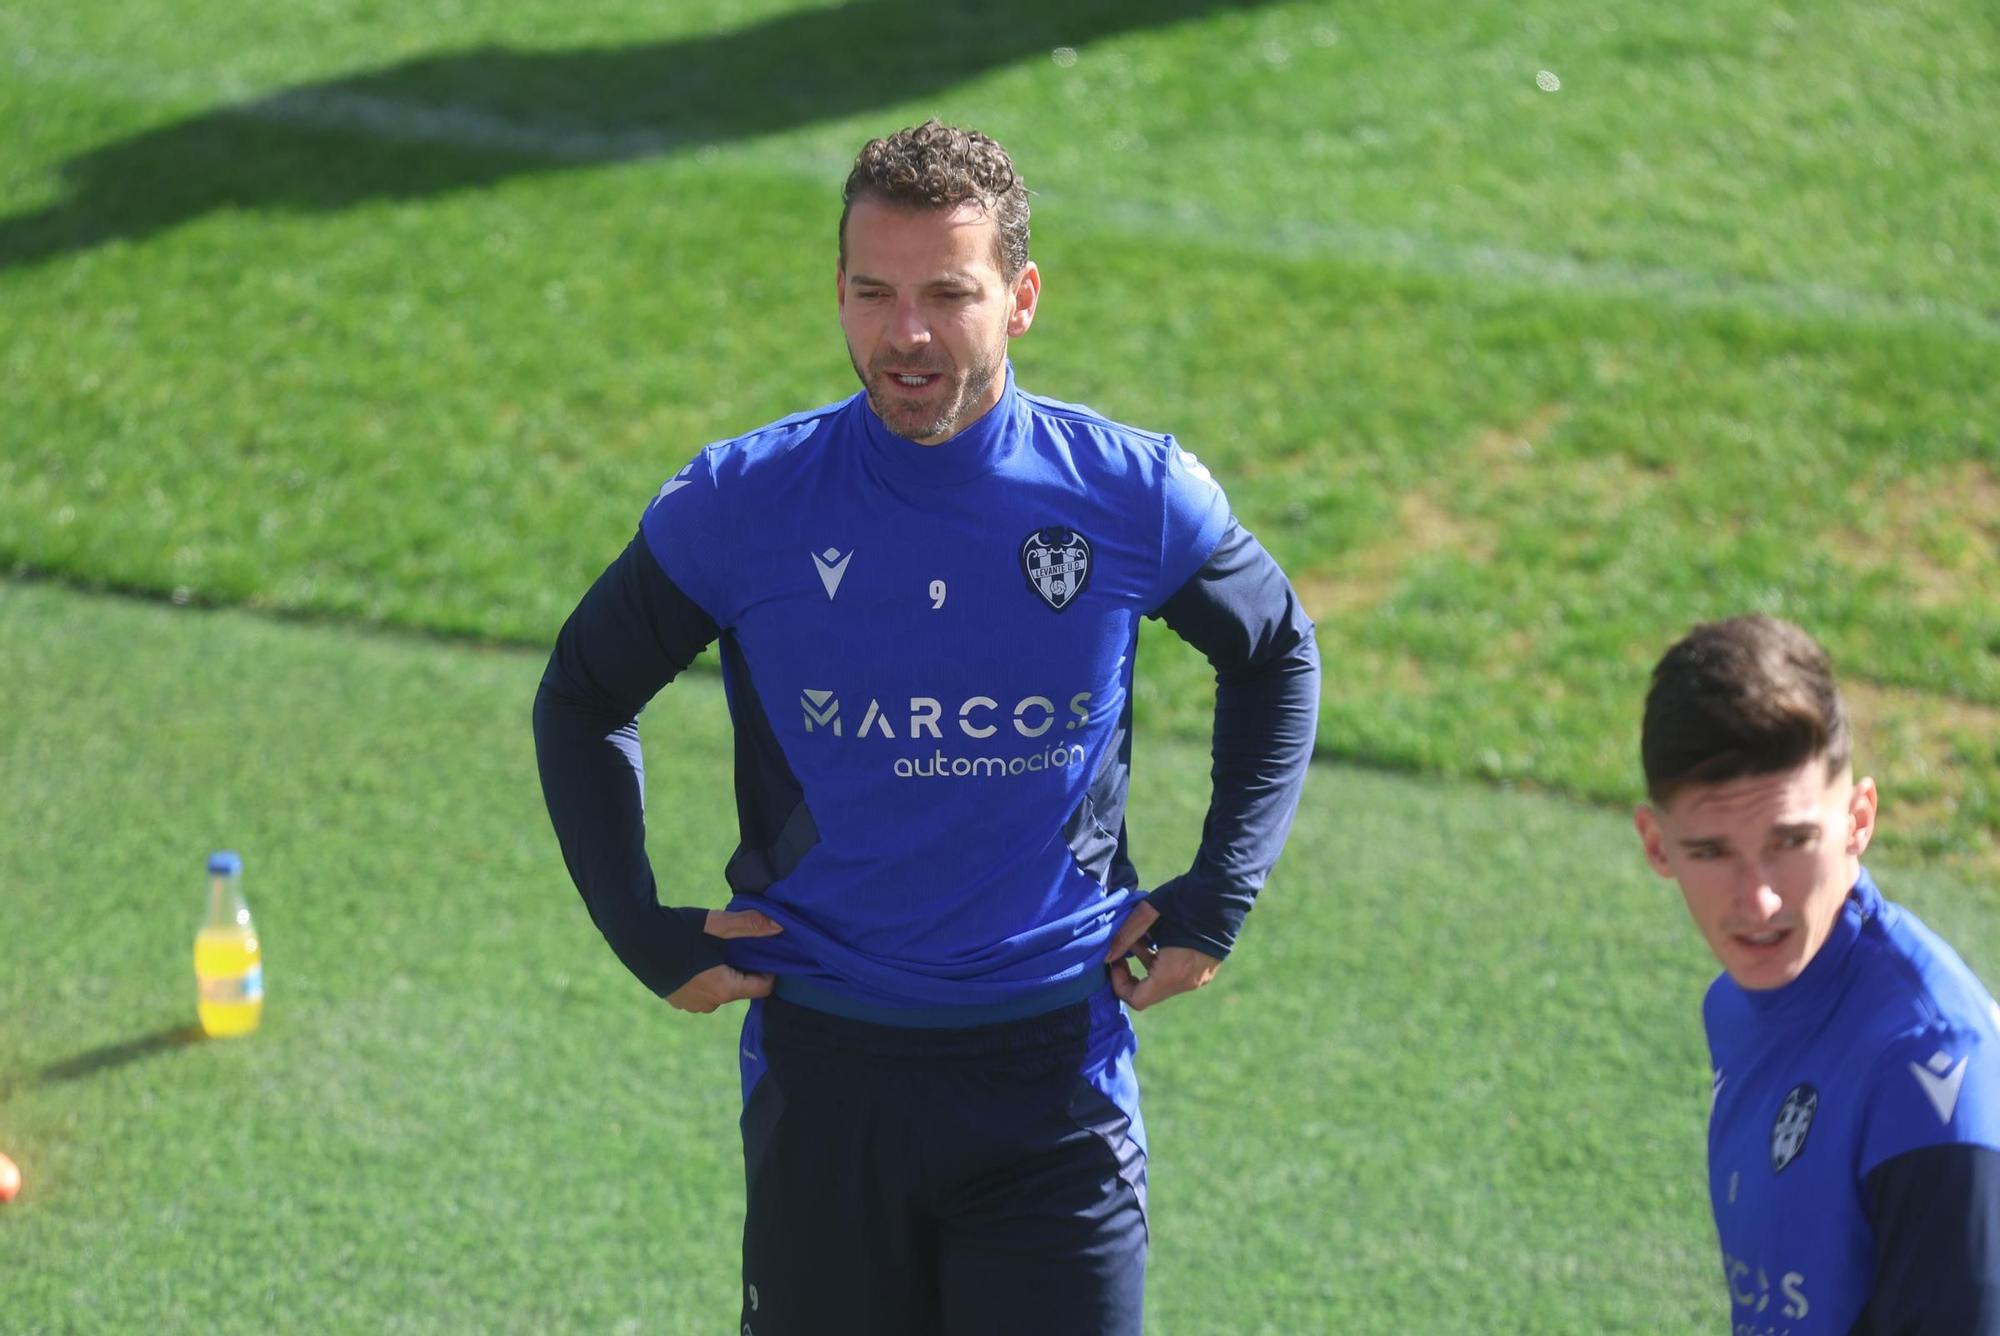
[{"left": 195, "top": 850, "right": 263, "bottom": 1037}]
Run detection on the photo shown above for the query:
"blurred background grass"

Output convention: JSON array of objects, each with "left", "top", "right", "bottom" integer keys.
[
  {"left": 4, "top": 0, "right": 1992, "bottom": 867},
  {"left": 1, "top": 0, "right": 1994, "bottom": 1329},
  {"left": 2, "top": 580, "right": 1733, "bottom": 1331}
]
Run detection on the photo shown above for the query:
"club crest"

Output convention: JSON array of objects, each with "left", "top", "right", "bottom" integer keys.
[
  {"left": 1770, "top": 1083, "right": 1818, "bottom": 1173},
  {"left": 1020, "top": 527, "right": 1092, "bottom": 612}
]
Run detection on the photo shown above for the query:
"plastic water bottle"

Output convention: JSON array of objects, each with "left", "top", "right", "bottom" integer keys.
[{"left": 194, "top": 850, "right": 263, "bottom": 1037}]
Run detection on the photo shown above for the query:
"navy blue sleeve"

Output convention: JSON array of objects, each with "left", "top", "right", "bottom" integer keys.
[
  {"left": 532, "top": 531, "right": 727, "bottom": 998},
  {"left": 1143, "top": 518, "right": 1320, "bottom": 958},
  {"left": 1856, "top": 1143, "right": 2000, "bottom": 1334}
]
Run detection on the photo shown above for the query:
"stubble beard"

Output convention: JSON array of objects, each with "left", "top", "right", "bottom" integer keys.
[{"left": 851, "top": 339, "right": 1004, "bottom": 445}]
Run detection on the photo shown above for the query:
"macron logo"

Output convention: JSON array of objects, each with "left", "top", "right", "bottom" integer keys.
[
  {"left": 801, "top": 689, "right": 841, "bottom": 735},
  {"left": 1911, "top": 1050, "right": 1971, "bottom": 1125},
  {"left": 655, "top": 465, "right": 695, "bottom": 502},
  {"left": 1177, "top": 448, "right": 1217, "bottom": 488},
  {"left": 812, "top": 547, "right": 852, "bottom": 599}
]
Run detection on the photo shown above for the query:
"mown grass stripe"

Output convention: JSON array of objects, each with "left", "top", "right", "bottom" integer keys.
[{"left": 8, "top": 50, "right": 1995, "bottom": 342}]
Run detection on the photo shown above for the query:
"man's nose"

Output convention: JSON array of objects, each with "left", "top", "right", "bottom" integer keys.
[
  {"left": 889, "top": 299, "right": 930, "bottom": 350},
  {"left": 1735, "top": 866, "right": 1783, "bottom": 922}
]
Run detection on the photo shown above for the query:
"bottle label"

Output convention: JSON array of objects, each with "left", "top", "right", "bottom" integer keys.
[{"left": 200, "top": 965, "right": 264, "bottom": 1004}]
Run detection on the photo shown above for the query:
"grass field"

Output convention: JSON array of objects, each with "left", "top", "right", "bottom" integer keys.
[
  {"left": 3, "top": 580, "right": 1992, "bottom": 1332},
  {"left": 0, "top": 581, "right": 1768, "bottom": 1329},
  {"left": 2, "top": 0, "right": 1996, "bottom": 1329}
]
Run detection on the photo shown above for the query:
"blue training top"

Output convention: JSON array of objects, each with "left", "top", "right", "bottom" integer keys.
[
  {"left": 533, "top": 365, "right": 1320, "bottom": 1021},
  {"left": 1703, "top": 866, "right": 2000, "bottom": 1332}
]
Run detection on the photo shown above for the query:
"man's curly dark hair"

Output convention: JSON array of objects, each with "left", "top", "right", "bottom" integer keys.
[{"left": 839, "top": 119, "right": 1030, "bottom": 278}]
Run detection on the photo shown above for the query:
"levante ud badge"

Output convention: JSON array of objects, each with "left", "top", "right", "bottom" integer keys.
[
  {"left": 1021, "top": 527, "right": 1092, "bottom": 611},
  {"left": 1770, "top": 1083, "right": 1818, "bottom": 1173}
]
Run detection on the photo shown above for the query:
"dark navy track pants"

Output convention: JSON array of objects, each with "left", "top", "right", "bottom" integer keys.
[{"left": 735, "top": 988, "right": 1148, "bottom": 1336}]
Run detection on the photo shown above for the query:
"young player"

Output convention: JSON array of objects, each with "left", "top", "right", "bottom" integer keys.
[{"left": 1635, "top": 614, "right": 2000, "bottom": 1332}]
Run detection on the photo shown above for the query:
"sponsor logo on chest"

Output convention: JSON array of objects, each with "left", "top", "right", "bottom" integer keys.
[{"left": 797, "top": 689, "right": 1095, "bottom": 781}]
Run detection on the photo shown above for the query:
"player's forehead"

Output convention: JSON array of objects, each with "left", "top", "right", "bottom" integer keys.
[
  {"left": 841, "top": 197, "right": 1003, "bottom": 284},
  {"left": 1665, "top": 758, "right": 1841, "bottom": 835}
]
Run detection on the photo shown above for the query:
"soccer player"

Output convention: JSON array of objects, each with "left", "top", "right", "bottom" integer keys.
[
  {"left": 532, "top": 120, "right": 1319, "bottom": 1334},
  {"left": 1633, "top": 615, "right": 2000, "bottom": 1332}
]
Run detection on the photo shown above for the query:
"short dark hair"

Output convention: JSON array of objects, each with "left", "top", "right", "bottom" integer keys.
[
  {"left": 1641, "top": 615, "right": 1853, "bottom": 805},
  {"left": 839, "top": 119, "right": 1030, "bottom": 278}
]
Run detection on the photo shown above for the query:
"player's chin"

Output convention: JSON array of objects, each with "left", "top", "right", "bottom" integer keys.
[
  {"left": 872, "top": 396, "right": 956, "bottom": 443},
  {"left": 1721, "top": 929, "right": 1804, "bottom": 989}
]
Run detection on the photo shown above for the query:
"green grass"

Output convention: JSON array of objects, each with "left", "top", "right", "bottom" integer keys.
[
  {"left": 22, "top": 575, "right": 1982, "bottom": 1332},
  {"left": 5, "top": 578, "right": 1995, "bottom": 1330},
  {"left": 0, "top": 580, "right": 752, "bottom": 1330},
  {"left": 2, "top": 0, "right": 1995, "bottom": 870},
  {"left": 3, "top": 0, "right": 1998, "bottom": 1327}
]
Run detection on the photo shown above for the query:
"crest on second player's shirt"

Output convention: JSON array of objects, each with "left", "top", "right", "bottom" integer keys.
[
  {"left": 1020, "top": 527, "right": 1092, "bottom": 612},
  {"left": 1770, "top": 1082, "right": 1818, "bottom": 1173}
]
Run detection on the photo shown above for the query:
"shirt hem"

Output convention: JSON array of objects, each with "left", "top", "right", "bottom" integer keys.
[{"left": 773, "top": 966, "right": 1109, "bottom": 1028}]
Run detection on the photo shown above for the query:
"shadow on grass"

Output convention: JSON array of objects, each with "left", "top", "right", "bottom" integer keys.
[
  {"left": 0, "top": 0, "right": 1271, "bottom": 272},
  {"left": 2, "top": 1024, "right": 209, "bottom": 1102}
]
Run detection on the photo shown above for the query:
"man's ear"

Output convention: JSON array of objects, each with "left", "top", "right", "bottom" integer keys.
[
  {"left": 1007, "top": 261, "right": 1041, "bottom": 337},
  {"left": 1634, "top": 803, "right": 1674, "bottom": 879},
  {"left": 1847, "top": 775, "right": 1879, "bottom": 858}
]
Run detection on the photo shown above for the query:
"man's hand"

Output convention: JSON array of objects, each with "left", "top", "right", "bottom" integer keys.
[
  {"left": 665, "top": 909, "right": 783, "bottom": 1014},
  {"left": 1103, "top": 901, "right": 1222, "bottom": 1011}
]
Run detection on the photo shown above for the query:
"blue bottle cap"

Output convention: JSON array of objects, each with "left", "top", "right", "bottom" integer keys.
[{"left": 207, "top": 850, "right": 243, "bottom": 876}]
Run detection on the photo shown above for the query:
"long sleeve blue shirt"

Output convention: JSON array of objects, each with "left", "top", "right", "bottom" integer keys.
[
  {"left": 534, "top": 367, "right": 1319, "bottom": 1020},
  {"left": 1703, "top": 867, "right": 2000, "bottom": 1332}
]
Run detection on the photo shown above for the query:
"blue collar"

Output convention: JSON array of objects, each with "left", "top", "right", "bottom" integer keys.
[
  {"left": 1737, "top": 865, "right": 1881, "bottom": 1017},
  {"left": 855, "top": 362, "right": 1022, "bottom": 486}
]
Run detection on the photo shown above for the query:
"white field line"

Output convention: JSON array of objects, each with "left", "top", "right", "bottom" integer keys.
[
  {"left": 5, "top": 48, "right": 689, "bottom": 159},
  {"left": 7, "top": 47, "right": 1998, "bottom": 342},
  {"left": 1081, "top": 201, "right": 2000, "bottom": 343},
  {"left": 253, "top": 86, "right": 692, "bottom": 161}
]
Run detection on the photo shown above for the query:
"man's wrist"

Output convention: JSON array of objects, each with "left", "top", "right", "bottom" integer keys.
[
  {"left": 1142, "top": 884, "right": 1239, "bottom": 960},
  {"left": 638, "top": 906, "right": 729, "bottom": 997}
]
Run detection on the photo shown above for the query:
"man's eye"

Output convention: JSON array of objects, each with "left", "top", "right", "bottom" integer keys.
[
  {"left": 1688, "top": 848, "right": 1724, "bottom": 862},
  {"left": 1779, "top": 831, "right": 1817, "bottom": 851}
]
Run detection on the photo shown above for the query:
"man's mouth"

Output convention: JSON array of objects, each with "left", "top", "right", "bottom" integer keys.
[{"left": 1735, "top": 928, "right": 1790, "bottom": 949}]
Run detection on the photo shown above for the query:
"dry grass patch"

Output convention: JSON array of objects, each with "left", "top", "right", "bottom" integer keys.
[
  {"left": 1291, "top": 407, "right": 1570, "bottom": 619},
  {"left": 1295, "top": 490, "right": 1496, "bottom": 619},
  {"left": 1836, "top": 460, "right": 2000, "bottom": 609},
  {"left": 1846, "top": 677, "right": 2000, "bottom": 878},
  {"left": 1472, "top": 402, "right": 1572, "bottom": 471}
]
